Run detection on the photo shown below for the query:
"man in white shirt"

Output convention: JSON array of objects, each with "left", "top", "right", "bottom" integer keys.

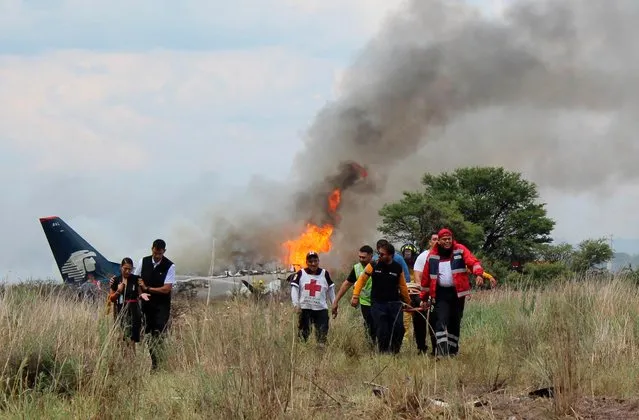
[
  {"left": 410, "top": 232, "right": 439, "bottom": 355},
  {"left": 413, "top": 233, "right": 439, "bottom": 281},
  {"left": 134, "top": 239, "right": 176, "bottom": 370}
]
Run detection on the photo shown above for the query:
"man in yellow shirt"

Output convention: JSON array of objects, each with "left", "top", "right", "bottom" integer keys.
[{"left": 351, "top": 243, "right": 413, "bottom": 354}]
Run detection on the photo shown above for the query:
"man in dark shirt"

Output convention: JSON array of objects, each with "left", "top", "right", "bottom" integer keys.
[
  {"left": 135, "top": 239, "right": 176, "bottom": 370},
  {"left": 351, "top": 243, "right": 412, "bottom": 354}
]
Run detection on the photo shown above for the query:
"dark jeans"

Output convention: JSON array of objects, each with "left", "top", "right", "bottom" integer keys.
[
  {"left": 433, "top": 287, "right": 466, "bottom": 357},
  {"left": 298, "top": 309, "right": 329, "bottom": 343},
  {"left": 142, "top": 302, "right": 171, "bottom": 369},
  {"left": 371, "top": 301, "right": 405, "bottom": 354},
  {"left": 360, "top": 304, "right": 376, "bottom": 347},
  {"left": 410, "top": 294, "right": 437, "bottom": 354}
]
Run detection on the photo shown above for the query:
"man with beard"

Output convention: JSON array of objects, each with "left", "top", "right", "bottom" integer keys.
[
  {"left": 351, "top": 242, "right": 412, "bottom": 354},
  {"left": 373, "top": 239, "right": 411, "bottom": 283},
  {"left": 420, "top": 228, "right": 484, "bottom": 358}
]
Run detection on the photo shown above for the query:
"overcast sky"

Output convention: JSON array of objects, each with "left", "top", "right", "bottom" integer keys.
[{"left": 1, "top": 0, "right": 636, "bottom": 281}]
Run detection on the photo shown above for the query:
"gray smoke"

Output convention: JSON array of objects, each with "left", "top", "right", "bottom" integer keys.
[{"left": 184, "top": 0, "right": 639, "bottom": 273}]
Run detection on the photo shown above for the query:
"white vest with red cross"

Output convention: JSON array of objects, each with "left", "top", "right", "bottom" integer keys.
[{"left": 296, "top": 268, "right": 331, "bottom": 311}]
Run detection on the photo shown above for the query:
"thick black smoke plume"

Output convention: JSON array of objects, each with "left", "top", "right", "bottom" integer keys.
[{"left": 176, "top": 0, "right": 639, "bottom": 273}]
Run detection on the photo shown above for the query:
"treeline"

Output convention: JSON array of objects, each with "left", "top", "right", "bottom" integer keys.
[
  {"left": 486, "top": 239, "right": 614, "bottom": 286},
  {"left": 377, "top": 166, "right": 614, "bottom": 285}
]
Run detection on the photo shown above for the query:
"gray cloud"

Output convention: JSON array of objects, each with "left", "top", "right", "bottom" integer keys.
[
  {"left": 6, "top": 0, "right": 639, "bottom": 278},
  {"left": 0, "top": 46, "right": 340, "bottom": 279},
  {"left": 0, "top": 171, "right": 237, "bottom": 278},
  {"left": 206, "top": 0, "right": 639, "bottom": 272}
]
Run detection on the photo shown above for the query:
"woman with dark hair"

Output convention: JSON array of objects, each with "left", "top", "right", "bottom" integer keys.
[{"left": 109, "top": 257, "right": 150, "bottom": 353}]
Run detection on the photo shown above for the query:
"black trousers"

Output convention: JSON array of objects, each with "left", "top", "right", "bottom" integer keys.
[
  {"left": 433, "top": 287, "right": 466, "bottom": 356},
  {"left": 410, "top": 294, "right": 437, "bottom": 354},
  {"left": 298, "top": 309, "right": 329, "bottom": 343},
  {"left": 360, "top": 304, "right": 377, "bottom": 346},
  {"left": 371, "top": 301, "right": 405, "bottom": 354},
  {"left": 142, "top": 302, "right": 171, "bottom": 369},
  {"left": 117, "top": 301, "right": 142, "bottom": 343}
]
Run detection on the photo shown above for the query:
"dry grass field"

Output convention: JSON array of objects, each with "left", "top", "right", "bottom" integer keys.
[{"left": 1, "top": 276, "right": 639, "bottom": 419}]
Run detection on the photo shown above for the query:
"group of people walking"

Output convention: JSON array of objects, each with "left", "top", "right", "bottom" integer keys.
[
  {"left": 107, "top": 239, "right": 176, "bottom": 370},
  {"left": 101, "top": 230, "right": 493, "bottom": 367},
  {"left": 289, "top": 228, "right": 496, "bottom": 357}
]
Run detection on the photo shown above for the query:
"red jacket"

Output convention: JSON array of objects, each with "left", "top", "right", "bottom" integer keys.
[{"left": 420, "top": 242, "right": 483, "bottom": 300}]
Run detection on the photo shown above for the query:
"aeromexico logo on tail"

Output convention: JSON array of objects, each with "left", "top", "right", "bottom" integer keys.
[{"left": 60, "top": 250, "right": 97, "bottom": 283}]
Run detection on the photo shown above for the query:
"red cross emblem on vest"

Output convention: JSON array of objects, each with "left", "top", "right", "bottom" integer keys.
[{"left": 304, "top": 279, "right": 322, "bottom": 297}]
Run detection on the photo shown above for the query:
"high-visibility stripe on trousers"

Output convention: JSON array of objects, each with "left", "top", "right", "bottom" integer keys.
[{"left": 432, "top": 286, "right": 466, "bottom": 357}]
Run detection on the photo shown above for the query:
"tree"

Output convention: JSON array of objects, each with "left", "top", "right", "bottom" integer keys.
[
  {"left": 570, "top": 238, "right": 614, "bottom": 272},
  {"left": 535, "top": 242, "right": 575, "bottom": 264},
  {"left": 522, "top": 262, "right": 571, "bottom": 284},
  {"left": 377, "top": 192, "right": 483, "bottom": 250},
  {"left": 421, "top": 167, "right": 555, "bottom": 261}
]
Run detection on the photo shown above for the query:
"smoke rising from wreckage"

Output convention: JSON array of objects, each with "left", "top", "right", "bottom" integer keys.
[{"left": 181, "top": 0, "right": 639, "bottom": 274}]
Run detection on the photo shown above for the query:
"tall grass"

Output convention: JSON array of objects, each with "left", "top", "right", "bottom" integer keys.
[{"left": 0, "top": 276, "right": 638, "bottom": 418}]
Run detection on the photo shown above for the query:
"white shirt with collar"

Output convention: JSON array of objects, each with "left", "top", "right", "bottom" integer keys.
[{"left": 134, "top": 257, "right": 176, "bottom": 284}]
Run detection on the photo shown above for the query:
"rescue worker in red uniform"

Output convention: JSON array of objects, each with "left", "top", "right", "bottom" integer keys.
[{"left": 420, "top": 228, "right": 484, "bottom": 357}]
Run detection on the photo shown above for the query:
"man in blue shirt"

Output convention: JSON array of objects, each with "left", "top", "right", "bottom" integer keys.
[{"left": 373, "top": 239, "right": 411, "bottom": 282}]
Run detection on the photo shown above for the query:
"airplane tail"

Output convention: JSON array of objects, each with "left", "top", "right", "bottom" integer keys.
[{"left": 39, "top": 216, "right": 121, "bottom": 285}]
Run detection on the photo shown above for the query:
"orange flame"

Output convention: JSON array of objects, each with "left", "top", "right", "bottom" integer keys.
[
  {"left": 328, "top": 189, "right": 341, "bottom": 212},
  {"left": 282, "top": 224, "right": 335, "bottom": 269},
  {"left": 282, "top": 188, "right": 342, "bottom": 268}
]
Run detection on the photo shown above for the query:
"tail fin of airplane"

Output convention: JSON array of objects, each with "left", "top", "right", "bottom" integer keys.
[{"left": 39, "top": 216, "right": 121, "bottom": 284}]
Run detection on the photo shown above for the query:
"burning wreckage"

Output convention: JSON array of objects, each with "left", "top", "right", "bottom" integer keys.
[
  {"left": 283, "top": 161, "right": 368, "bottom": 269},
  {"left": 227, "top": 161, "right": 369, "bottom": 300}
]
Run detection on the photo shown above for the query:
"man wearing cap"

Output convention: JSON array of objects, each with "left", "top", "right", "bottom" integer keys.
[
  {"left": 420, "top": 228, "right": 484, "bottom": 357},
  {"left": 351, "top": 242, "right": 412, "bottom": 354},
  {"left": 290, "top": 251, "right": 336, "bottom": 346}
]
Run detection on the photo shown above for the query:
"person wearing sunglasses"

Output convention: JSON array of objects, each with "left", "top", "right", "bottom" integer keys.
[{"left": 351, "top": 242, "right": 413, "bottom": 354}]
